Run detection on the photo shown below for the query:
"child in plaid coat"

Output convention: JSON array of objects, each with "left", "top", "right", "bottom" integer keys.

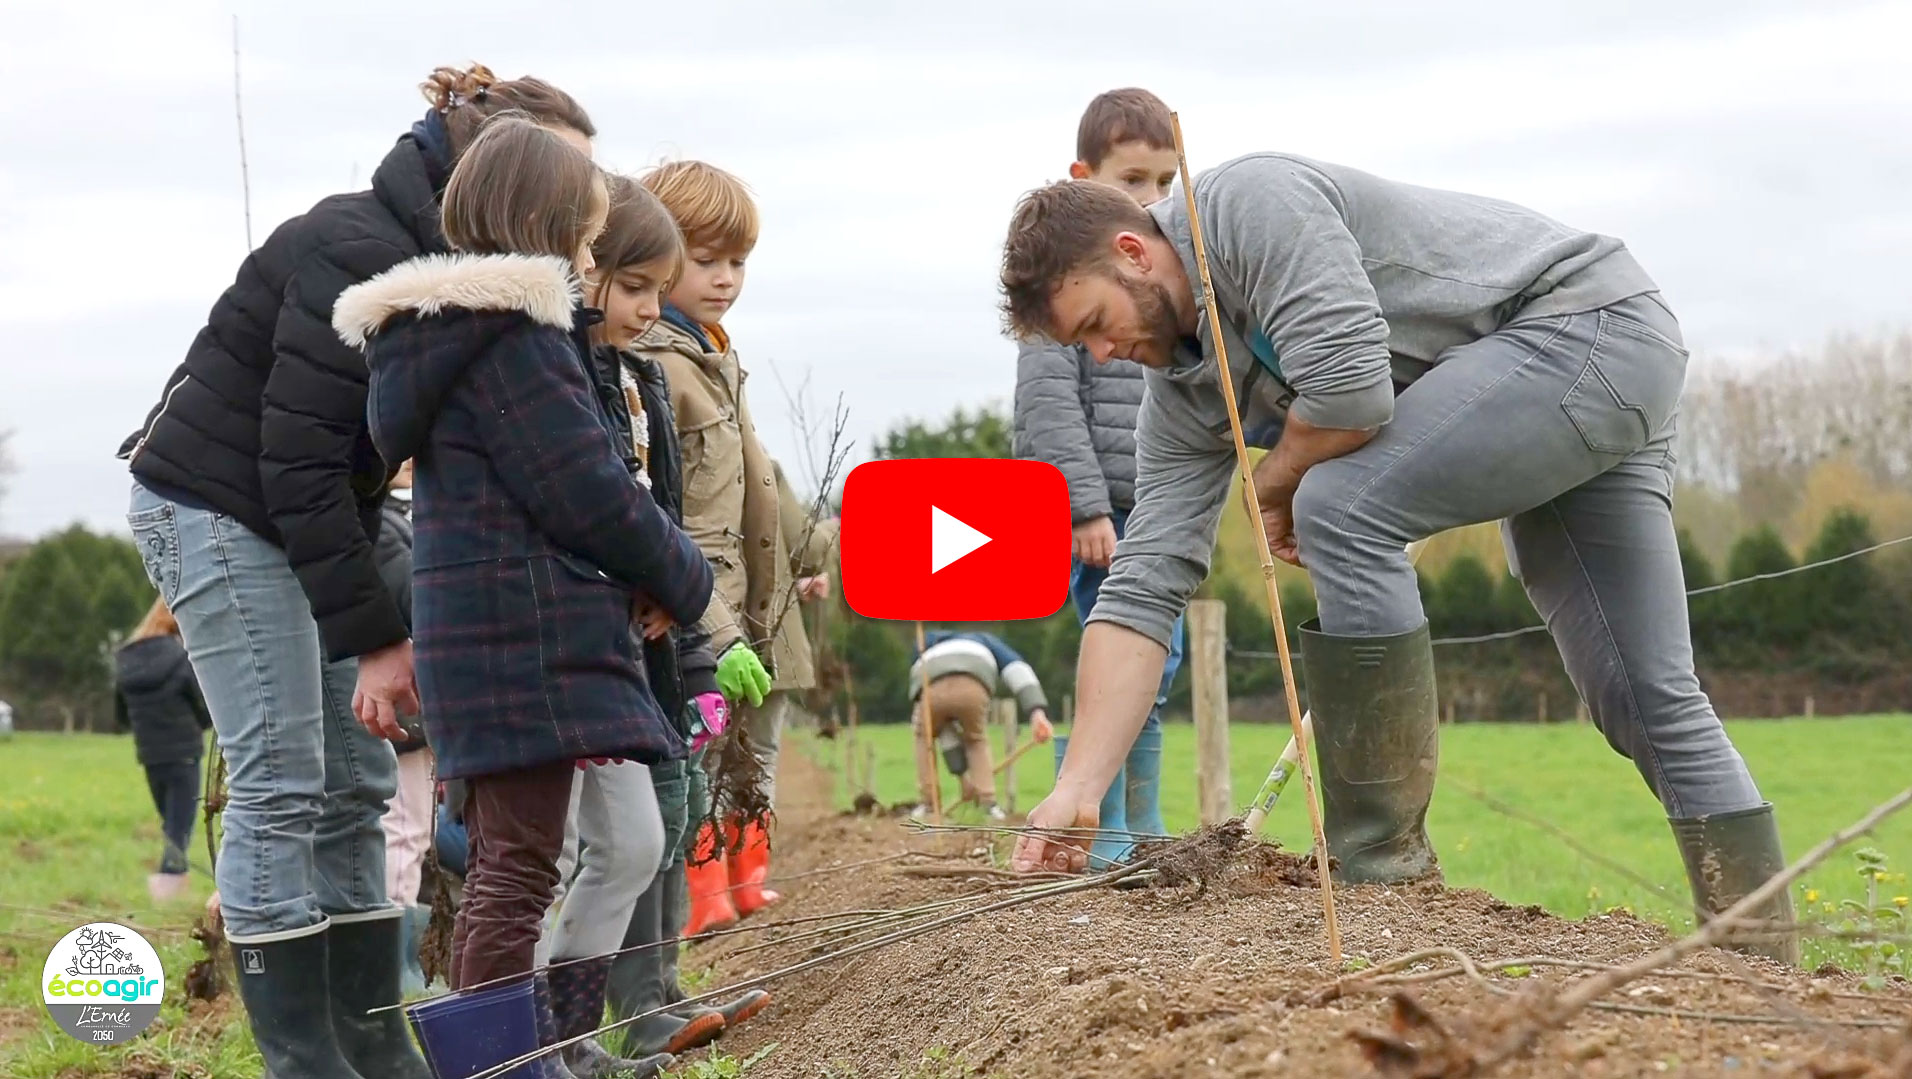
[{"left": 336, "top": 117, "right": 712, "bottom": 1044}]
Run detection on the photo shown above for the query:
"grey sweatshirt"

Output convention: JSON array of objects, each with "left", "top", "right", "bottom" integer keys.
[{"left": 1089, "top": 152, "right": 1660, "bottom": 647}]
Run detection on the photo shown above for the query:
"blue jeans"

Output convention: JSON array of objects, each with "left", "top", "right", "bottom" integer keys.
[
  {"left": 129, "top": 480, "right": 398, "bottom": 940},
  {"left": 1070, "top": 508, "right": 1185, "bottom": 724},
  {"left": 1069, "top": 507, "right": 1184, "bottom": 857}
]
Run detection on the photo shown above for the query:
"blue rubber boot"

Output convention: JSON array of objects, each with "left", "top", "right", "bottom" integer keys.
[
  {"left": 1124, "top": 719, "right": 1166, "bottom": 844},
  {"left": 1053, "top": 734, "right": 1129, "bottom": 871}
]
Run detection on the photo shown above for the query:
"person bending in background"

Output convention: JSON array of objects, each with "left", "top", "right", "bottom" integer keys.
[{"left": 909, "top": 630, "right": 1054, "bottom": 821}]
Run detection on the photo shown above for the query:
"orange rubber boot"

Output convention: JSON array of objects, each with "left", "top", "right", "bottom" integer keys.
[
  {"left": 726, "top": 817, "right": 782, "bottom": 918},
  {"left": 683, "top": 822, "right": 739, "bottom": 938}
]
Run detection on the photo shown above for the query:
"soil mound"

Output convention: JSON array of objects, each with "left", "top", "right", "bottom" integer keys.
[{"left": 683, "top": 747, "right": 1912, "bottom": 1078}]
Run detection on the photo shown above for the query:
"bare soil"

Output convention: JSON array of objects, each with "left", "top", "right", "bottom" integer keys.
[{"left": 682, "top": 745, "right": 1912, "bottom": 1078}]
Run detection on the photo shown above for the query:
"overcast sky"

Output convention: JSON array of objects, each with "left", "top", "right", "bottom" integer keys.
[{"left": 2, "top": 0, "right": 1908, "bottom": 538}]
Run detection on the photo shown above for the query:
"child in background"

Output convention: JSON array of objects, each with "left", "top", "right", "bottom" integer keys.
[
  {"left": 371, "top": 460, "right": 435, "bottom": 995},
  {"left": 629, "top": 160, "right": 790, "bottom": 937},
  {"left": 1010, "top": 87, "right": 1185, "bottom": 866},
  {"left": 113, "top": 597, "right": 211, "bottom": 903},
  {"left": 338, "top": 117, "right": 711, "bottom": 1079}
]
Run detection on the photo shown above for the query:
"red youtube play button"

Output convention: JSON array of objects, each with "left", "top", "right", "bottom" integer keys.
[{"left": 840, "top": 458, "right": 1070, "bottom": 621}]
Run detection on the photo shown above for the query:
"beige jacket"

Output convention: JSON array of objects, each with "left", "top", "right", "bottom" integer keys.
[
  {"left": 767, "top": 459, "right": 841, "bottom": 691},
  {"left": 631, "top": 319, "right": 779, "bottom": 660}
]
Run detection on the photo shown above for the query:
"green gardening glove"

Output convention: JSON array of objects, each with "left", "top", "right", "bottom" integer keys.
[{"left": 716, "top": 642, "right": 772, "bottom": 707}]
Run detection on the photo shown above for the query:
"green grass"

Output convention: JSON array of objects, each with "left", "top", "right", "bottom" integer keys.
[
  {"left": 0, "top": 732, "right": 257, "bottom": 1077},
  {"left": 2, "top": 719, "right": 1906, "bottom": 1074},
  {"left": 828, "top": 714, "right": 1912, "bottom": 966}
]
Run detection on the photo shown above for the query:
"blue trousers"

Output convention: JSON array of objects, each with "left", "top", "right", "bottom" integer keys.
[{"left": 1062, "top": 507, "right": 1185, "bottom": 864}]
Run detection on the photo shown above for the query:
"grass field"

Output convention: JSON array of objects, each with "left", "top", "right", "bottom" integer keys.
[
  {"left": 0, "top": 718, "right": 1906, "bottom": 1075},
  {"left": 832, "top": 714, "right": 1912, "bottom": 962}
]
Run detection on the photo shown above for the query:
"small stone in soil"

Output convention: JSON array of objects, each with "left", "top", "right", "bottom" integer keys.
[
  {"left": 1069, "top": 915, "right": 1091, "bottom": 926},
  {"left": 1047, "top": 966, "right": 1069, "bottom": 978}
]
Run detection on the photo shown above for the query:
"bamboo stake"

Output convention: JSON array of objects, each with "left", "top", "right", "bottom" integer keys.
[
  {"left": 1170, "top": 111, "right": 1339, "bottom": 964},
  {"left": 1243, "top": 538, "right": 1429, "bottom": 832},
  {"left": 915, "top": 621, "right": 942, "bottom": 824}
]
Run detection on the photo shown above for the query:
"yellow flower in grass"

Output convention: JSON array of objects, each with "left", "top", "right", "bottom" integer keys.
[
  {"left": 1804, "top": 890, "right": 1820, "bottom": 903},
  {"left": 1877, "top": 871, "right": 1891, "bottom": 882},
  {"left": 1894, "top": 896, "right": 1909, "bottom": 908}
]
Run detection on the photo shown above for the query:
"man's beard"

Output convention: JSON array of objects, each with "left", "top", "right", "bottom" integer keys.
[{"left": 1120, "top": 273, "right": 1182, "bottom": 368}]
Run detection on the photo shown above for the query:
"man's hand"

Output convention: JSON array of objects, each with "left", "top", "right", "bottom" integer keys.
[
  {"left": 798, "top": 574, "right": 831, "bottom": 601},
  {"left": 1254, "top": 414, "right": 1380, "bottom": 566},
  {"left": 1011, "top": 787, "right": 1101, "bottom": 873},
  {"left": 352, "top": 639, "right": 420, "bottom": 742},
  {"left": 1028, "top": 707, "right": 1054, "bottom": 744},
  {"left": 1259, "top": 489, "right": 1301, "bottom": 567},
  {"left": 716, "top": 642, "right": 772, "bottom": 707},
  {"left": 1071, "top": 516, "right": 1118, "bottom": 568}
]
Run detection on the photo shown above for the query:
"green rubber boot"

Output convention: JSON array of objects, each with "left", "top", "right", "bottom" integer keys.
[
  {"left": 1298, "top": 619, "right": 1440, "bottom": 884},
  {"left": 1670, "top": 803, "right": 1800, "bottom": 965}
]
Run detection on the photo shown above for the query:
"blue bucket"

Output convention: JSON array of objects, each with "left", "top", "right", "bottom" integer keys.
[{"left": 405, "top": 978, "right": 540, "bottom": 1079}]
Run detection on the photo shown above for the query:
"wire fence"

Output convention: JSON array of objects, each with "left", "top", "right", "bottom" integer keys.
[{"left": 1224, "top": 531, "right": 1912, "bottom": 658}]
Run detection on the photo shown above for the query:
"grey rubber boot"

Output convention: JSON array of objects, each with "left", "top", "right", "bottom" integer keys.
[
  {"left": 228, "top": 925, "right": 366, "bottom": 1079},
  {"left": 327, "top": 912, "right": 432, "bottom": 1079},
  {"left": 1298, "top": 619, "right": 1441, "bottom": 884},
  {"left": 1670, "top": 803, "right": 1801, "bottom": 965},
  {"left": 655, "top": 859, "right": 732, "bottom": 1045}
]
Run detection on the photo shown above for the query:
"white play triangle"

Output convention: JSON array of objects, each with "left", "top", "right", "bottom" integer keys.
[{"left": 930, "top": 505, "right": 992, "bottom": 573}]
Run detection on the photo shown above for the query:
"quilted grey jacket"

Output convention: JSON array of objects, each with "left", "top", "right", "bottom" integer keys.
[{"left": 1012, "top": 338, "right": 1146, "bottom": 522}]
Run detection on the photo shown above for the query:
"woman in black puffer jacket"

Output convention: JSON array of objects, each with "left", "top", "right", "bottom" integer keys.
[
  {"left": 114, "top": 599, "right": 211, "bottom": 904},
  {"left": 116, "top": 63, "right": 595, "bottom": 1079}
]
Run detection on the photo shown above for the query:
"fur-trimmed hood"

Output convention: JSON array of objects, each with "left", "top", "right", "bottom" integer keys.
[
  {"left": 333, "top": 252, "right": 580, "bottom": 348},
  {"left": 347, "top": 252, "right": 588, "bottom": 466}
]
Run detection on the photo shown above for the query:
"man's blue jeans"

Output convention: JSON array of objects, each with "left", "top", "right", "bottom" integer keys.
[
  {"left": 130, "top": 480, "right": 398, "bottom": 941},
  {"left": 1061, "top": 507, "right": 1185, "bottom": 863}
]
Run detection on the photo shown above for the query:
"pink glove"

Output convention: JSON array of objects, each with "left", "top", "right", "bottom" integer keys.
[{"left": 691, "top": 692, "right": 729, "bottom": 752}]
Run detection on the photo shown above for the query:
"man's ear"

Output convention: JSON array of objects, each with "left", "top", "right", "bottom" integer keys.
[
  {"left": 1112, "top": 230, "right": 1152, "bottom": 273},
  {"left": 1068, "top": 160, "right": 1090, "bottom": 180}
]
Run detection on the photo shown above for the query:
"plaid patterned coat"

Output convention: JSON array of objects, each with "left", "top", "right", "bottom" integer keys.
[{"left": 335, "top": 252, "right": 713, "bottom": 779}]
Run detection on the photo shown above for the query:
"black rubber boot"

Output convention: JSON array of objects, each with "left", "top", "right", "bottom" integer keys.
[
  {"left": 1671, "top": 803, "right": 1801, "bottom": 965},
  {"left": 228, "top": 925, "right": 366, "bottom": 1079},
  {"left": 549, "top": 956, "right": 674, "bottom": 1079},
  {"left": 327, "top": 913, "right": 432, "bottom": 1079},
  {"left": 532, "top": 971, "right": 582, "bottom": 1079},
  {"left": 1299, "top": 619, "right": 1441, "bottom": 884}
]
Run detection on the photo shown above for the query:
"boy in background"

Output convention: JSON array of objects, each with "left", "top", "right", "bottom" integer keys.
[{"left": 1012, "top": 88, "right": 1185, "bottom": 865}]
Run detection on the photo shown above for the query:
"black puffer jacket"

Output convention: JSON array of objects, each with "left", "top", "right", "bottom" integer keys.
[
  {"left": 114, "top": 635, "right": 211, "bottom": 766},
  {"left": 372, "top": 497, "right": 430, "bottom": 754},
  {"left": 593, "top": 344, "right": 721, "bottom": 726},
  {"left": 119, "top": 114, "right": 455, "bottom": 663}
]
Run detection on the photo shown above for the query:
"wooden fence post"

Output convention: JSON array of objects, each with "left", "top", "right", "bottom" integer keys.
[
  {"left": 998, "top": 699, "right": 1019, "bottom": 815},
  {"left": 1188, "top": 598, "right": 1232, "bottom": 825},
  {"left": 1804, "top": 695, "right": 1815, "bottom": 719}
]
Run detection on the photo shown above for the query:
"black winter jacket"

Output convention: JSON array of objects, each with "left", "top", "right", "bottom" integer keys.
[
  {"left": 372, "top": 498, "right": 430, "bottom": 754},
  {"left": 592, "top": 344, "right": 721, "bottom": 729},
  {"left": 119, "top": 114, "right": 456, "bottom": 663},
  {"left": 113, "top": 635, "right": 211, "bottom": 766}
]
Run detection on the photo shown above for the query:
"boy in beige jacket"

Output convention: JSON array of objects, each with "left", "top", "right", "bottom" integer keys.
[{"left": 631, "top": 160, "right": 808, "bottom": 934}]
